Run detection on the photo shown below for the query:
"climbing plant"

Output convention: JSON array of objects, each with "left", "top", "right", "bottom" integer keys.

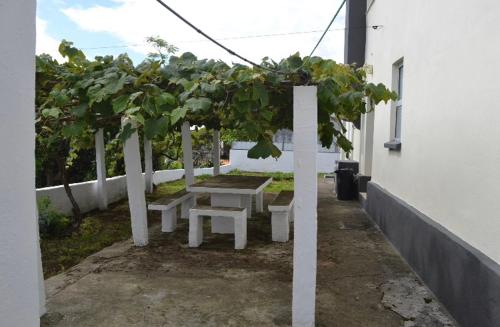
[
  {"left": 36, "top": 39, "right": 396, "bottom": 225},
  {"left": 37, "top": 39, "right": 395, "bottom": 160}
]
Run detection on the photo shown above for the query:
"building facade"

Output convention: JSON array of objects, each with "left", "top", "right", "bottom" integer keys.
[{"left": 345, "top": 1, "right": 500, "bottom": 326}]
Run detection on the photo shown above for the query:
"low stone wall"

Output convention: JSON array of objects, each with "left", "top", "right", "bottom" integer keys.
[
  {"left": 36, "top": 165, "right": 232, "bottom": 216},
  {"left": 229, "top": 149, "right": 339, "bottom": 173}
]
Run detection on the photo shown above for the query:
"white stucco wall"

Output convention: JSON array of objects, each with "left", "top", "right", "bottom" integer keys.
[
  {"left": 229, "top": 149, "right": 339, "bottom": 173},
  {"left": 364, "top": 0, "right": 500, "bottom": 263},
  {"left": 36, "top": 165, "right": 232, "bottom": 215},
  {"left": 0, "top": 0, "right": 41, "bottom": 325}
]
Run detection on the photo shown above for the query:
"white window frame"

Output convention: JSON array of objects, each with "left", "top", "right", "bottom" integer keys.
[
  {"left": 390, "top": 59, "right": 404, "bottom": 142},
  {"left": 395, "top": 63, "right": 403, "bottom": 140}
]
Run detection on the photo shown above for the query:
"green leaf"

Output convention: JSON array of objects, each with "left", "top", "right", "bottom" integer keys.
[
  {"left": 42, "top": 108, "right": 62, "bottom": 118},
  {"left": 112, "top": 95, "right": 129, "bottom": 113},
  {"left": 62, "top": 122, "right": 85, "bottom": 138},
  {"left": 247, "top": 139, "right": 281, "bottom": 159},
  {"left": 185, "top": 97, "right": 211, "bottom": 112},
  {"left": 144, "top": 116, "right": 169, "bottom": 139},
  {"left": 253, "top": 83, "right": 269, "bottom": 107},
  {"left": 118, "top": 123, "right": 136, "bottom": 143},
  {"left": 170, "top": 106, "right": 188, "bottom": 125},
  {"left": 156, "top": 92, "right": 176, "bottom": 106},
  {"left": 103, "top": 74, "right": 127, "bottom": 95},
  {"left": 71, "top": 103, "right": 88, "bottom": 117},
  {"left": 58, "top": 40, "right": 86, "bottom": 63},
  {"left": 261, "top": 110, "right": 273, "bottom": 121},
  {"left": 128, "top": 91, "right": 144, "bottom": 104},
  {"left": 125, "top": 106, "right": 141, "bottom": 115},
  {"left": 201, "top": 82, "right": 218, "bottom": 93}
]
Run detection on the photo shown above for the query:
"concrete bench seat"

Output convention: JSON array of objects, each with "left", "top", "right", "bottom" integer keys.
[
  {"left": 268, "top": 191, "right": 294, "bottom": 242},
  {"left": 148, "top": 189, "right": 195, "bottom": 232},
  {"left": 189, "top": 205, "right": 247, "bottom": 249}
]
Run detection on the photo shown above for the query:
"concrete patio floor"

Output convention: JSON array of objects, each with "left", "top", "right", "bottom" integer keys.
[{"left": 41, "top": 179, "right": 455, "bottom": 327}]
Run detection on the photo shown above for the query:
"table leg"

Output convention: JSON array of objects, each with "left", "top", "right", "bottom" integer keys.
[{"left": 210, "top": 193, "right": 243, "bottom": 234}]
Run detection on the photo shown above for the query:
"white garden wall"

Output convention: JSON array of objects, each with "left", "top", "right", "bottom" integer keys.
[
  {"left": 229, "top": 149, "right": 339, "bottom": 173},
  {"left": 364, "top": 0, "right": 500, "bottom": 263},
  {"left": 37, "top": 165, "right": 232, "bottom": 216}
]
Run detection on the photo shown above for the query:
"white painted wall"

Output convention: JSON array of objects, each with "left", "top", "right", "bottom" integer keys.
[
  {"left": 0, "top": 0, "right": 41, "bottom": 325},
  {"left": 36, "top": 165, "right": 233, "bottom": 215},
  {"left": 364, "top": 0, "right": 500, "bottom": 263},
  {"left": 229, "top": 149, "right": 339, "bottom": 173}
]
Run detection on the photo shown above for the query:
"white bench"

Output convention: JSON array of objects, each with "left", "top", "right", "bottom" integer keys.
[
  {"left": 189, "top": 205, "right": 247, "bottom": 249},
  {"left": 148, "top": 190, "right": 195, "bottom": 232},
  {"left": 268, "top": 191, "right": 294, "bottom": 242}
]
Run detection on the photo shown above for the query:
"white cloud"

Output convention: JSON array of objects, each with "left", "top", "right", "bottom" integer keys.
[
  {"left": 62, "top": 0, "right": 345, "bottom": 65},
  {"left": 36, "top": 17, "right": 65, "bottom": 62}
]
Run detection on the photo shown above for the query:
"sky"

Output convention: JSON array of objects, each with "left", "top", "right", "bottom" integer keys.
[{"left": 36, "top": 0, "right": 346, "bottom": 66}]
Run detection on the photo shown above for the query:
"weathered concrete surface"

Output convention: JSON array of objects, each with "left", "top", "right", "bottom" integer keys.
[{"left": 42, "top": 179, "right": 455, "bottom": 327}]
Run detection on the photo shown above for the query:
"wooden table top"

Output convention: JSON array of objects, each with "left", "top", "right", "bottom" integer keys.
[{"left": 187, "top": 175, "right": 272, "bottom": 195}]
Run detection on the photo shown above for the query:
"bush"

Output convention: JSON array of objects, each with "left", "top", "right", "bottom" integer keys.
[{"left": 38, "top": 197, "right": 71, "bottom": 238}]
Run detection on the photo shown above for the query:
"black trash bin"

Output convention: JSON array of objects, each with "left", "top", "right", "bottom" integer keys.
[{"left": 335, "top": 168, "right": 356, "bottom": 200}]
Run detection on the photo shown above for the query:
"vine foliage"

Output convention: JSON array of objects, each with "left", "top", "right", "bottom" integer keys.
[{"left": 36, "top": 39, "right": 395, "bottom": 225}]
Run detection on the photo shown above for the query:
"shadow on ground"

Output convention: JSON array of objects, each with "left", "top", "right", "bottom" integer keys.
[{"left": 42, "top": 179, "right": 455, "bottom": 327}]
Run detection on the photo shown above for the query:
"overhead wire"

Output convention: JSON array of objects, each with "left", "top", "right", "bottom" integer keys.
[
  {"left": 306, "top": 0, "right": 347, "bottom": 61},
  {"left": 80, "top": 25, "right": 381, "bottom": 51},
  {"left": 154, "top": 0, "right": 276, "bottom": 72},
  {"left": 83, "top": 0, "right": 357, "bottom": 75}
]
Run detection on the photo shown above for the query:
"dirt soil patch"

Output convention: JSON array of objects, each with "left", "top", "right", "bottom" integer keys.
[{"left": 42, "top": 179, "right": 455, "bottom": 326}]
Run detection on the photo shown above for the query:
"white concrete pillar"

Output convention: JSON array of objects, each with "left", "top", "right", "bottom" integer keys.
[
  {"left": 292, "top": 86, "right": 318, "bottom": 327},
  {"left": 122, "top": 119, "right": 148, "bottom": 246},
  {"left": 181, "top": 121, "right": 194, "bottom": 187},
  {"left": 95, "top": 128, "right": 108, "bottom": 209},
  {"left": 212, "top": 130, "right": 221, "bottom": 176},
  {"left": 0, "top": 1, "right": 41, "bottom": 325},
  {"left": 144, "top": 137, "right": 153, "bottom": 193}
]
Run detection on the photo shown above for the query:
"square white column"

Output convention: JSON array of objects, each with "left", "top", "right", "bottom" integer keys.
[
  {"left": 122, "top": 119, "right": 148, "bottom": 246},
  {"left": 95, "top": 128, "right": 108, "bottom": 209},
  {"left": 144, "top": 137, "right": 153, "bottom": 193},
  {"left": 292, "top": 86, "right": 318, "bottom": 327},
  {"left": 181, "top": 121, "right": 194, "bottom": 187},
  {"left": 212, "top": 130, "right": 220, "bottom": 176},
  {"left": 0, "top": 0, "right": 41, "bottom": 324}
]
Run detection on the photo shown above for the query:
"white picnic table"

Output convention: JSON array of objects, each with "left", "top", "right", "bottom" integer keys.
[{"left": 187, "top": 175, "right": 272, "bottom": 234}]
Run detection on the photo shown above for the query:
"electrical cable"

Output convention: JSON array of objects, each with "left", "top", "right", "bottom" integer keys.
[
  {"left": 154, "top": 0, "right": 275, "bottom": 71},
  {"left": 80, "top": 25, "right": 382, "bottom": 51},
  {"left": 307, "top": 0, "right": 347, "bottom": 59}
]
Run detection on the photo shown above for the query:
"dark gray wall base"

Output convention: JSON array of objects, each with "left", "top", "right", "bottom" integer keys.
[{"left": 366, "top": 182, "right": 500, "bottom": 327}]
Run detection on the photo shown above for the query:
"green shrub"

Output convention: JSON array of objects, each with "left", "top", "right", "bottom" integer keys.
[{"left": 38, "top": 197, "right": 71, "bottom": 238}]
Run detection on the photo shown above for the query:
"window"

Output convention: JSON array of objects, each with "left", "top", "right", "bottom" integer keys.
[
  {"left": 395, "top": 64, "right": 403, "bottom": 140},
  {"left": 384, "top": 59, "right": 403, "bottom": 151}
]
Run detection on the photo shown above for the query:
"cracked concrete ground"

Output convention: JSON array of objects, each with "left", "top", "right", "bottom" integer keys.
[{"left": 42, "top": 179, "right": 456, "bottom": 327}]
